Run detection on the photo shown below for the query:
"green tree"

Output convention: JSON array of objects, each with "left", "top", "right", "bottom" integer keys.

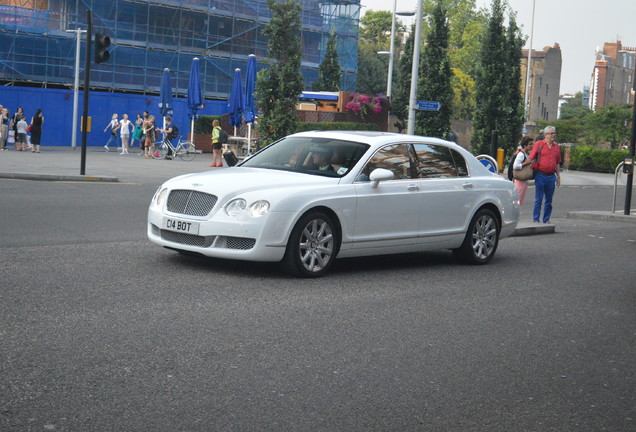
[
  {"left": 472, "top": 0, "right": 522, "bottom": 155},
  {"left": 359, "top": 10, "right": 393, "bottom": 46},
  {"left": 560, "top": 92, "right": 590, "bottom": 120},
  {"left": 355, "top": 43, "right": 388, "bottom": 95},
  {"left": 313, "top": 30, "right": 342, "bottom": 92},
  {"left": 392, "top": 26, "right": 414, "bottom": 132},
  {"left": 499, "top": 12, "right": 524, "bottom": 155},
  {"left": 256, "top": 0, "right": 304, "bottom": 145},
  {"left": 583, "top": 104, "right": 632, "bottom": 148},
  {"left": 416, "top": 0, "right": 453, "bottom": 138}
]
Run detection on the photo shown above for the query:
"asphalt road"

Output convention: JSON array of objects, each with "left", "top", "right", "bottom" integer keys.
[{"left": 1, "top": 177, "right": 635, "bottom": 431}]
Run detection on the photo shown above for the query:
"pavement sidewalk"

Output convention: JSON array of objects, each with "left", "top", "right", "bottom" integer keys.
[{"left": 1, "top": 146, "right": 635, "bottom": 235}]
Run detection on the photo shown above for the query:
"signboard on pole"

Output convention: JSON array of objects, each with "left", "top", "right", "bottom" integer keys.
[{"left": 415, "top": 100, "right": 441, "bottom": 111}]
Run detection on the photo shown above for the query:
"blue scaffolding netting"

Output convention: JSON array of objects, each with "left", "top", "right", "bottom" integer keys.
[{"left": 0, "top": 0, "right": 361, "bottom": 97}]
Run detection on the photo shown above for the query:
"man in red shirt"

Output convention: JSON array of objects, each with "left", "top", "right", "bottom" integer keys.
[{"left": 529, "top": 125, "right": 561, "bottom": 223}]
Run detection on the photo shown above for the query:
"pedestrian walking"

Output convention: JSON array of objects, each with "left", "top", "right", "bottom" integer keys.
[
  {"left": 103, "top": 113, "right": 120, "bottom": 151},
  {"left": 15, "top": 114, "right": 28, "bottom": 151},
  {"left": 119, "top": 113, "right": 132, "bottom": 154},
  {"left": 29, "top": 108, "right": 44, "bottom": 153},
  {"left": 529, "top": 126, "right": 561, "bottom": 224},
  {"left": 0, "top": 107, "right": 9, "bottom": 151},
  {"left": 143, "top": 114, "right": 156, "bottom": 159},
  {"left": 130, "top": 113, "right": 143, "bottom": 151},
  {"left": 511, "top": 136, "right": 534, "bottom": 205}
]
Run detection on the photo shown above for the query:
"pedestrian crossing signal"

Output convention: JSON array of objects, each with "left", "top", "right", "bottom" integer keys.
[{"left": 94, "top": 33, "right": 111, "bottom": 64}]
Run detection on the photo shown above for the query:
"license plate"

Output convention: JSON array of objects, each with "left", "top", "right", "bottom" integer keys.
[{"left": 163, "top": 217, "right": 199, "bottom": 235}]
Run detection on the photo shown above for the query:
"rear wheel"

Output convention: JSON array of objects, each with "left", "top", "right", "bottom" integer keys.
[
  {"left": 280, "top": 211, "right": 338, "bottom": 278},
  {"left": 453, "top": 208, "right": 499, "bottom": 265},
  {"left": 178, "top": 142, "right": 197, "bottom": 161}
]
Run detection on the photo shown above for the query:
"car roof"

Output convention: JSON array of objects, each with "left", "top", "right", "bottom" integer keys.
[{"left": 290, "top": 130, "right": 458, "bottom": 150}]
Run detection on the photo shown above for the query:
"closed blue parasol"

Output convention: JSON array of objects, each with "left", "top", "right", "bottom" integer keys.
[
  {"left": 158, "top": 68, "right": 173, "bottom": 137},
  {"left": 187, "top": 57, "right": 204, "bottom": 137},
  {"left": 158, "top": 68, "right": 173, "bottom": 117},
  {"left": 228, "top": 68, "right": 244, "bottom": 135},
  {"left": 244, "top": 55, "right": 257, "bottom": 124}
]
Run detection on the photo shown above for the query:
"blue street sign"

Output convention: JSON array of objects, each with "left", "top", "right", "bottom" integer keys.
[
  {"left": 415, "top": 100, "right": 441, "bottom": 111},
  {"left": 479, "top": 158, "right": 497, "bottom": 173}
]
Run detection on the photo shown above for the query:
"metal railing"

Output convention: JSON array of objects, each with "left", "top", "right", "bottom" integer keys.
[{"left": 612, "top": 161, "right": 625, "bottom": 213}]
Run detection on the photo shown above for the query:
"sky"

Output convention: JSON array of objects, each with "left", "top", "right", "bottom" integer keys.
[{"left": 359, "top": 0, "right": 636, "bottom": 95}]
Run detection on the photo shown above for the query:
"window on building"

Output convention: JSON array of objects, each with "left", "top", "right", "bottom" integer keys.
[
  {"left": 546, "top": 84, "right": 548, "bottom": 95},
  {"left": 540, "top": 77, "right": 542, "bottom": 87}
]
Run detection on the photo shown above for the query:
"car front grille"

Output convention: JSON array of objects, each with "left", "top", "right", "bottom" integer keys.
[
  {"left": 167, "top": 190, "right": 217, "bottom": 216},
  {"left": 153, "top": 224, "right": 255, "bottom": 250}
]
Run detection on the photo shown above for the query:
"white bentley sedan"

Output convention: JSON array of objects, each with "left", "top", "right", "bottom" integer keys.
[{"left": 148, "top": 131, "right": 519, "bottom": 277}]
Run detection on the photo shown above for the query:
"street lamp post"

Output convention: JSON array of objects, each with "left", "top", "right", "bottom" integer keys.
[
  {"left": 407, "top": 0, "right": 423, "bottom": 135},
  {"left": 65, "top": 28, "right": 86, "bottom": 150},
  {"left": 524, "top": 0, "right": 536, "bottom": 126},
  {"left": 378, "top": 6, "right": 415, "bottom": 98}
]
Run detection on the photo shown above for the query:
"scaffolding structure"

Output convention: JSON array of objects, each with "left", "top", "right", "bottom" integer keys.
[{"left": 0, "top": 0, "right": 360, "bottom": 99}]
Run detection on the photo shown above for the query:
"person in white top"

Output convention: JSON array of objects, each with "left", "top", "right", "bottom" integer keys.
[
  {"left": 512, "top": 136, "right": 535, "bottom": 205},
  {"left": 119, "top": 113, "right": 132, "bottom": 154},
  {"left": 103, "top": 113, "right": 120, "bottom": 152}
]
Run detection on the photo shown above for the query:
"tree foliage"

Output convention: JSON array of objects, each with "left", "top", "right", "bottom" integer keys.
[
  {"left": 472, "top": 0, "right": 523, "bottom": 155},
  {"left": 356, "top": 10, "right": 407, "bottom": 96},
  {"left": 313, "top": 30, "right": 342, "bottom": 92},
  {"left": 416, "top": 0, "right": 453, "bottom": 138},
  {"left": 256, "top": 0, "right": 304, "bottom": 145},
  {"left": 392, "top": 26, "right": 414, "bottom": 132}
]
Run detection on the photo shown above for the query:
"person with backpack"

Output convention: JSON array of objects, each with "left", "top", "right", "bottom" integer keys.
[
  {"left": 210, "top": 119, "right": 225, "bottom": 167},
  {"left": 157, "top": 116, "right": 178, "bottom": 159},
  {"left": 511, "top": 136, "right": 534, "bottom": 205}
]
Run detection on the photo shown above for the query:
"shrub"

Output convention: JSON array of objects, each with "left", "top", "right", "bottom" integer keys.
[
  {"left": 193, "top": 115, "right": 222, "bottom": 134},
  {"left": 569, "top": 146, "right": 629, "bottom": 173},
  {"left": 295, "top": 122, "right": 379, "bottom": 132}
]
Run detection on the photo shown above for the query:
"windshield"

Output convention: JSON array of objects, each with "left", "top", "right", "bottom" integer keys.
[{"left": 240, "top": 136, "right": 370, "bottom": 177}]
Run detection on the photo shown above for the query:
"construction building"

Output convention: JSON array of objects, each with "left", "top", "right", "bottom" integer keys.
[{"left": 0, "top": 0, "right": 361, "bottom": 146}]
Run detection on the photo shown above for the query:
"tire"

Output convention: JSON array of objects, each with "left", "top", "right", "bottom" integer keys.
[
  {"left": 178, "top": 142, "right": 197, "bottom": 161},
  {"left": 280, "top": 211, "right": 338, "bottom": 278},
  {"left": 151, "top": 141, "right": 168, "bottom": 160},
  {"left": 453, "top": 208, "right": 500, "bottom": 265}
]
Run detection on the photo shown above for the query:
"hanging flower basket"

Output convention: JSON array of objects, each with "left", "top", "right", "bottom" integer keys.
[{"left": 344, "top": 93, "right": 388, "bottom": 119}]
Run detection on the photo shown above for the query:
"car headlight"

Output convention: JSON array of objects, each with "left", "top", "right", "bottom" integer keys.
[
  {"left": 249, "top": 200, "right": 270, "bottom": 217},
  {"left": 156, "top": 188, "right": 168, "bottom": 206},
  {"left": 225, "top": 198, "right": 247, "bottom": 217}
]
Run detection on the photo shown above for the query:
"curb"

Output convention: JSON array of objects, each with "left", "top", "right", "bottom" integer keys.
[
  {"left": 0, "top": 172, "right": 119, "bottom": 182},
  {"left": 566, "top": 211, "right": 636, "bottom": 224},
  {"left": 511, "top": 222, "right": 556, "bottom": 237}
]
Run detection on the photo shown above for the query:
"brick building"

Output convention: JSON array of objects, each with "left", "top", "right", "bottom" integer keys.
[
  {"left": 589, "top": 41, "right": 636, "bottom": 111},
  {"left": 520, "top": 43, "right": 562, "bottom": 124}
]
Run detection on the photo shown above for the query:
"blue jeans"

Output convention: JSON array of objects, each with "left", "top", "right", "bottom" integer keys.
[
  {"left": 105, "top": 133, "right": 118, "bottom": 148},
  {"left": 533, "top": 172, "right": 557, "bottom": 223}
]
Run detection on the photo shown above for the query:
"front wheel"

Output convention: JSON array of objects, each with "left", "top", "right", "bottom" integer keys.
[
  {"left": 151, "top": 141, "right": 168, "bottom": 160},
  {"left": 453, "top": 208, "right": 500, "bottom": 265},
  {"left": 178, "top": 142, "right": 197, "bottom": 161},
  {"left": 280, "top": 211, "right": 338, "bottom": 278}
]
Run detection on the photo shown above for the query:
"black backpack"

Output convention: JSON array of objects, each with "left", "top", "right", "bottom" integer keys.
[
  {"left": 219, "top": 129, "right": 229, "bottom": 144},
  {"left": 507, "top": 150, "right": 522, "bottom": 181},
  {"left": 168, "top": 123, "right": 178, "bottom": 139}
]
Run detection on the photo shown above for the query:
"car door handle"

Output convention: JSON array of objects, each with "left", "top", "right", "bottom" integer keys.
[
  {"left": 462, "top": 182, "right": 474, "bottom": 189},
  {"left": 407, "top": 184, "right": 420, "bottom": 191}
]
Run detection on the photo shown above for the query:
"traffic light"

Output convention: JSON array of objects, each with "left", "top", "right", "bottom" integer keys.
[{"left": 94, "top": 33, "right": 111, "bottom": 64}]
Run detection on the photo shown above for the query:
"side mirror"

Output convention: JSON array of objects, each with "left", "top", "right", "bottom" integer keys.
[{"left": 369, "top": 168, "right": 394, "bottom": 188}]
